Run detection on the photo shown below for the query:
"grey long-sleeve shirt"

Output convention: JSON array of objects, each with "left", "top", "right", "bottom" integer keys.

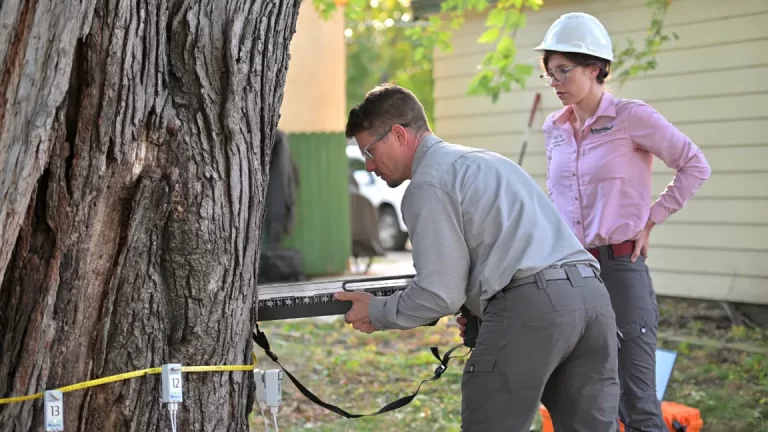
[{"left": 368, "top": 135, "right": 599, "bottom": 330}]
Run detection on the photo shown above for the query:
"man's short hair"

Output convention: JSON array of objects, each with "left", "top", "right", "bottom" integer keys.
[{"left": 345, "top": 83, "right": 430, "bottom": 138}]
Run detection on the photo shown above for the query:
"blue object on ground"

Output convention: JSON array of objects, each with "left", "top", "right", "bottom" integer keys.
[{"left": 656, "top": 348, "right": 678, "bottom": 401}]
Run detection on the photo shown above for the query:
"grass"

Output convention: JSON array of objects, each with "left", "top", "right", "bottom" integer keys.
[
  {"left": 251, "top": 315, "right": 469, "bottom": 431},
  {"left": 656, "top": 298, "right": 768, "bottom": 431},
  {"left": 250, "top": 297, "right": 768, "bottom": 432}
]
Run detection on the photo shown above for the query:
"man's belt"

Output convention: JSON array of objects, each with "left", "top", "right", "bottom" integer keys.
[{"left": 505, "top": 263, "right": 598, "bottom": 291}]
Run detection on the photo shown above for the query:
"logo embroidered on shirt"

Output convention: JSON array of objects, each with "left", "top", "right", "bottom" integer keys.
[
  {"left": 548, "top": 133, "right": 566, "bottom": 148},
  {"left": 590, "top": 125, "right": 614, "bottom": 134}
]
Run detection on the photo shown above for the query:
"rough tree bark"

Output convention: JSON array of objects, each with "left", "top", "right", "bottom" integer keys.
[{"left": 0, "top": 0, "right": 299, "bottom": 430}]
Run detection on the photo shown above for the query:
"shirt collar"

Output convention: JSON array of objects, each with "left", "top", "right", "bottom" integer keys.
[
  {"left": 412, "top": 134, "right": 442, "bottom": 176},
  {"left": 595, "top": 91, "right": 617, "bottom": 118},
  {"left": 553, "top": 91, "right": 617, "bottom": 127}
]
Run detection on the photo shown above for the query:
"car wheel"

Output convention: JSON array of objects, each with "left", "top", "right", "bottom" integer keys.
[{"left": 378, "top": 206, "right": 408, "bottom": 251}]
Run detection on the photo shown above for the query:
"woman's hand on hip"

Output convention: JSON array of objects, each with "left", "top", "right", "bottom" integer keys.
[{"left": 632, "top": 219, "right": 656, "bottom": 262}]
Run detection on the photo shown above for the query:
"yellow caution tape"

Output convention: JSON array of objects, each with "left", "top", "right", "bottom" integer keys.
[{"left": 0, "top": 353, "right": 258, "bottom": 405}]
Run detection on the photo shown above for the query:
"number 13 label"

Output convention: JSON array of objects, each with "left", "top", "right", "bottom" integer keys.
[{"left": 44, "top": 390, "right": 64, "bottom": 431}]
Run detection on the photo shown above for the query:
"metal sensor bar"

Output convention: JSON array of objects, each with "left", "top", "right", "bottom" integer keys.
[
  {"left": 251, "top": 273, "right": 464, "bottom": 420},
  {"left": 257, "top": 274, "right": 415, "bottom": 321}
]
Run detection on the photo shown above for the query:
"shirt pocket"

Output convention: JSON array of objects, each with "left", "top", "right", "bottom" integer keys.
[
  {"left": 580, "top": 128, "right": 634, "bottom": 185},
  {"left": 547, "top": 140, "right": 575, "bottom": 186}
]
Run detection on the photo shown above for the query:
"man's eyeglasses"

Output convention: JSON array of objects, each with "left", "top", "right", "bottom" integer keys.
[
  {"left": 360, "top": 123, "right": 409, "bottom": 160},
  {"left": 540, "top": 65, "right": 578, "bottom": 85},
  {"left": 360, "top": 128, "right": 390, "bottom": 160}
]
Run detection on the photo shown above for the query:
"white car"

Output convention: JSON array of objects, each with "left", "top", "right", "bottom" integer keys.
[{"left": 346, "top": 144, "right": 409, "bottom": 250}]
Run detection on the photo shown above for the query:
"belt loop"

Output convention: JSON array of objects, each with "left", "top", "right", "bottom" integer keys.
[
  {"left": 564, "top": 265, "right": 585, "bottom": 287},
  {"left": 598, "top": 245, "right": 611, "bottom": 261},
  {"left": 534, "top": 271, "right": 548, "bottom": 290}
]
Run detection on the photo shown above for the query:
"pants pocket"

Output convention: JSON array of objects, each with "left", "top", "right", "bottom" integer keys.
[
  {"left": 602, "top": 258, "right": 657, "bottom": 330},
  {"left": 462, "top": 355, "right": 505, "bottom": 429},
  {"left": 464, "top": 355, "right": 496, "bottom": 374},
  {"left": 540, "top": 280, "right": 583, "bottom": 313},
  {"left": 619, "top": 309, "right": 659, "bottom": 341}
]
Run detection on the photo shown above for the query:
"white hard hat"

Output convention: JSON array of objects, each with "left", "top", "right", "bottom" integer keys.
[{"left": 534, "top": 12, "right": 614, "bottom": 62}]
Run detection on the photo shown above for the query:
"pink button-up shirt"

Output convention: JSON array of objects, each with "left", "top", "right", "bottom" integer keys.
[{"left": 543, "top": 92, "right": 711, "bottom": 249}]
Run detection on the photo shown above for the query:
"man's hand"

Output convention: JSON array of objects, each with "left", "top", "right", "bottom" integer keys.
[
  {"left": 334, "top": 291, "right": 376, "bottom": 334},
  {"left": 455, "top": 310, "right": 474, "bottom": 338},
  {"left": 631, "top": 219, "right": 656, "bottom": 262}
]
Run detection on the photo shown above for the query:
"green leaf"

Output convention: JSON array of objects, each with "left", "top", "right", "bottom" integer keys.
[
  {"left": 496, "top": 35, "right": 516, "bottom": 57},
  {"left": 311, "top": 0, "right": 336, "bottom": 19},
  {"left": 477, "top": 27, "right": 500, "bottom": 44},
  {"left": 485, "top": 7, "right": 507, "bottom": 27},
  {"left": 512, "top": 10, "right": 527, "bottom": 29},
  {"left": 525, "top": 0, "right": 544, "bottom": 10},
  {"left": 504, "top": 7, "right": 522, "bottom": 27},
  {"left": 414, "top": 46, "right": 425, "bottom": 62},
  {"left": 469, "top": 0, "right": 491, "bottom": 12}
]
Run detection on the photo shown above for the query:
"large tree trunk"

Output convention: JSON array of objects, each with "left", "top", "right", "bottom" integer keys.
[{"left": 0, "top": 0, "right": 299, "bottom": 430}]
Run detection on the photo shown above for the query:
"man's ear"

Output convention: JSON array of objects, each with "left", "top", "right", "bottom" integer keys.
[{"left": 393, "top": 124, "right": 408, "bottom": 147}]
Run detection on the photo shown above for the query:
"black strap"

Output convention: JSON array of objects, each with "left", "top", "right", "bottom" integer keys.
[
  {"left": 671, "top": 420, "right": 687, "bottom": 432},
  {"left": 252, "top": 323, "right": 470, "bottom": 418}
]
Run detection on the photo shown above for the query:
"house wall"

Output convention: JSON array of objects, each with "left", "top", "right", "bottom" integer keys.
[
  {"left": 432, "top": 0, "right": 768, "bottom": 304},
  {"left": 279, "top": 0, "right": 347, "bottom": 133},
  {"left": 273, "top": 3, "right": 351, "bottom": 276}
]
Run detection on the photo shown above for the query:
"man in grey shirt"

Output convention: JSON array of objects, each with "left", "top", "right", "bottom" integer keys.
[{"left": 335, "top": 84, "right": 620, "bottom": 431}]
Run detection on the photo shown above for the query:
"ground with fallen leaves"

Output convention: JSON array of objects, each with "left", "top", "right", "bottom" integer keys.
[{"left": 250, "top": 297, "right": 768, "bottom": 432}]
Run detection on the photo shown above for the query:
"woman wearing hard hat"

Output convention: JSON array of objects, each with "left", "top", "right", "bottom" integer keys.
[{"left": 535, "top": 12, "right": 711, "bottom": 432}]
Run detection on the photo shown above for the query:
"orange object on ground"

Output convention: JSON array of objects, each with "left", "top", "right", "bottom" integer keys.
[{"left": 538, "top": 401, "right": 703, "bottom": 432}]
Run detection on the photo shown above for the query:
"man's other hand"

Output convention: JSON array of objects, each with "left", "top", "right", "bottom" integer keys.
[
  {"left": 334, "top": 291, "right": 376, "bottom": 334},
  {"left": 455, "top": 313, "right": 471, "bottom": 338}
]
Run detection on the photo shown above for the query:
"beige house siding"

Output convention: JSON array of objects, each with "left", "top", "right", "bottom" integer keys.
[
  {"left": 432, "top": 0, "right": 768, "bottom": 304},
  {"left": 279, "top": 1, "right": 346, "bottom": 133}
]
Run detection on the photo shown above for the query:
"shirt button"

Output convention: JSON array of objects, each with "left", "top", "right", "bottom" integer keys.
[
  {"left": 572, "top": 173, "right": 576, "bottom": 177},
  {"left": 641, "top": 327, "right": 647, "bottom": 334},
  {"left": 576, "top": 221, "right": 581, "bottom": 225},
  {"left": 574, "top": 197, "right": 578, "bottom": 201},
  {"left": 469, "top": 365, "right": 475, "bottom": 372}
]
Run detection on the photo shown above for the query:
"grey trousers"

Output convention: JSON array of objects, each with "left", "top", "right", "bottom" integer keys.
[
  {"left": 461, "top": 265, "right": 620, "bottom": 432},
  {"left": 596, "top": 249, "right": 666, "bottom": 432}
]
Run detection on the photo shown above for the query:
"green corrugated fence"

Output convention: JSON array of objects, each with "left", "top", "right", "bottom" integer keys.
[{"left": 281, "top": 132, "right": 351, "bottom": 276}]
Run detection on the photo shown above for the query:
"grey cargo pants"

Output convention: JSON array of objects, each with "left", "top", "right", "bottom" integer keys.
[
  {"left": 461, "top": 264, "right": 620, "bottom": 432},
  {"left": 595, "top": 247, "right": 666, "bottom": 432}
]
